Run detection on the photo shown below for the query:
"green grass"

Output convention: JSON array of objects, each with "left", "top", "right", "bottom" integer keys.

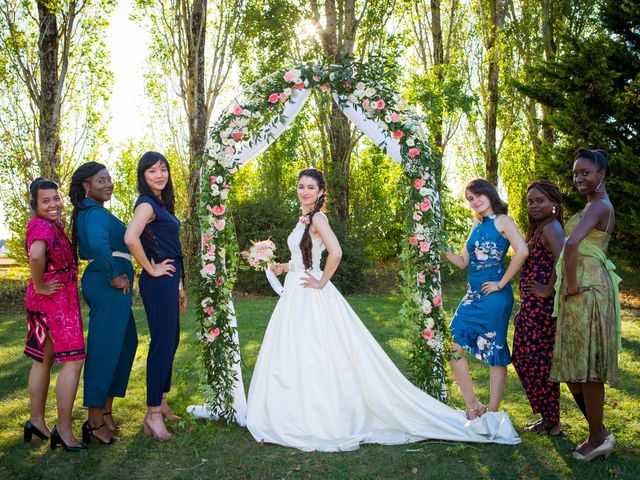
[{"left": 0, "top": 272, "right": 639, "bottom": 479}]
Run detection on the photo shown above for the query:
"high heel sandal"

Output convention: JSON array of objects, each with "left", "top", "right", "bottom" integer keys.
[
  {"left": 50, "top": 426, "right": 87, "bottom": 452},
  {"left": 103, "top": 411, "right": 120, "bottom": 432},
  {"left": 82, "top": 421, "right": 117, "bottom": 445},
  {"left": 24, "top": 420, "right": 49, "bottom": 442},
  {"left": 143, "top": 411, "right": 173, "bottom": 441},
  {"left": 571, "top": 435, "right": 615, "bottom": 462},
  {"left": 161, "top": 409, "right": 180, "bottom": 422}
]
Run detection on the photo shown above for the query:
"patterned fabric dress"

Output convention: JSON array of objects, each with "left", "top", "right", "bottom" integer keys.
[
  {"left": 450, "top": 214, "right": 513, "bottom": 366},
  {"left": 24, "top": 216, "right": 85, "bottom": 362},
  {"left": 512, "top": 237, "right": 559, "bottom": 423},
  {"left": 550, "top": 208, "right": 621, "bottom": 386}
]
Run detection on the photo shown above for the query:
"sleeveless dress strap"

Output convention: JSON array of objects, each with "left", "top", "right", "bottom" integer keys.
[
  {"left": 313, "top": 211, "right": 328, "bottom": 222},
  {"left": 604, "top": 205, "right": 614, "bottom": 233}
]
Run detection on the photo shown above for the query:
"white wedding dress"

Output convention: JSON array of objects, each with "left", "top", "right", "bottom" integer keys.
[{"left": 246, "top": 214, "right": 520, "bottom": 451}]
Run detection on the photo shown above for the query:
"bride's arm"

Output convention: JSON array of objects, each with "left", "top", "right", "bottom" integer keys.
[{"left": 302, "top": 214, "right": 342, "bottom": 289}]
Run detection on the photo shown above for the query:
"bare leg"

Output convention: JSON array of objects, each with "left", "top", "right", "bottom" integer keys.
[
  {"left": 144, "top": 405, "right": 172, "bottom": 440},
  {"left": 54, "top": 359, "right": 83, "bottom": 446},
  {"left": 102, "top": 397, "right": 116, "bottom": 431},
  {"left": 160, "top": 393, "right": 180, "bottom": 421},
  {"left": 448, "top": 343, "right": 482, "bottom": 418},
  {"left": 488, "top": 365, "right": 507, "bottom": 412},
  {"left": 577, "top": 381, "right": 608, "bottom": 454},
  {"left": 28, "top": 337, "right": 54, "bottom": 436},
  {"left": 88, "top": 406, "right": 113, "bottom": 443}
]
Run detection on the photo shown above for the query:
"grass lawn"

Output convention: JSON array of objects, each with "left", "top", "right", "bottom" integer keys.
[{"left": 0, "top": 269, "right": 639, "bottom": 479}]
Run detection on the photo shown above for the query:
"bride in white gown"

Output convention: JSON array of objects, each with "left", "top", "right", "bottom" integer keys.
[{"left": 246, "top": 168, "right": 520, "bottom": 452}]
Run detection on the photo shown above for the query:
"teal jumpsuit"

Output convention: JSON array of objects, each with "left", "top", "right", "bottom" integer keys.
[{"left": 77, "top": 198, "right": 138, "bottom": 408}]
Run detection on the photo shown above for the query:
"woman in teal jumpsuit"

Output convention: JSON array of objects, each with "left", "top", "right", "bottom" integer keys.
[{"left": 69, "top": 162, "right": 138, "bottom": 445}]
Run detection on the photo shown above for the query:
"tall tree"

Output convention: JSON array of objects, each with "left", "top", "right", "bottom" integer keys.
[{"left": 134, "top": 0, "right": 246, "bottom": 279}]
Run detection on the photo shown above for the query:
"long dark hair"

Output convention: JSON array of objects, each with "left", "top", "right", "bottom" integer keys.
[
  {"left": 137, "top": 151, "right": 175, "bottom": 214},
  {"left": 29, "top": 177, "right": 59, "bottom": 214},
  {"left": 464, "top": 178, "right": 508, "bottom": 220},
  {"left": 525, "top": 180, "right": 564, "bottom": 245},
  {"left": 298, "top": 168, "right": 326, "bottom": 270},
  {"left": 68, "top": 162, "right": 107, "bottom": 263},
  {"left": 576, "top": 148, "right": 611, "bottom": 177}
]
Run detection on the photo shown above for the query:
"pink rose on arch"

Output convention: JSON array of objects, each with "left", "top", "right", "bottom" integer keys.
[
  {"left": 414, "top": 178, "right": 426, "bottom": 190},
  {"left": 376, "top": 99, "right": 386, "bottom": 110},
  {"left": 422, "top": 301, "right": 433, "bottom": 314},
  {"left": 412, "top": 211, "right": 422, "bottom": 222},
  {"left": 361, "top": 99, "right": 370, "bottom": 109},
  {"left": 205, "top": 306, "right": 214, "bottom": 316},
  {"left": 431, "top": 267, "right": 439, "bottom": 274},
  {"left": 419, "top": 241, "right": 431, "bottom": 252},
  {"left": 320, "top": 84, "right": 331, "bottom": 92},
  {"left": 202, "top": 263, "right": 216, "bottom": 276},
  {"left": 312, "top": 75, "right": 321, "bottom": 82},
  {"left": 268, "top": 93, "right": 279, "bottom": 103},
  {"left": 212, "top": 204, "right": 226, "bottom": 216},
  {"left": 420, "top": 199, "right": 432, "bottom": 212},
  {"left": 214, "top": 219, "right": 226, "bottom": 231},
  {"left": 233, "top": 104, "right": 244, "bottom": 116},
  {"left": 421, "top": 328, "right": 434, "bottom": 340},
  {"left": 206, "top": 327, "right": 220, "bottom": 342},
  {"left": 408, "top": 147, "right": 421, "bottom": 158},
  {"left": 356, "top": 81, "right": 366, "bottom": 91},
  {"left": 207, "top": 245, "right": 216, "bottom": 256},
  {"left": 392, "top": 130, "right": 404, "bottom": 140},
  {"left": 216, "top": 277, "right": 224, "bottom": 287},
  {"left": 417, "top": 272, "right": 426, "bottom": 284},
  {"left": 294, "top": 82, "right": 305, "bottom": 90},
  {"left": 408, "top": 236, "right": 419, "bottom": 246},
  {"left": 390, "top": 112, "right": 400, "bottom": 122},
  {"left": 433, "top": 295, "right": 443, "bottom": 307},
  {"left": 232, "top": 131, "right": 244, "bottom": 141},
  {"left": 278, "top": 92, "right": 288, "bottom": 102},
  {"left": 201, "top": 234, "right": 213, "bottom": 244},
  {"left": 343, "top": 80, "right": 352, "bottom": 88},
  {"left": 210, "top": 175, "right": 217, "bottom": 185},
  {"left": 283, "top": 71, "right": 297, "bottom": 82}
]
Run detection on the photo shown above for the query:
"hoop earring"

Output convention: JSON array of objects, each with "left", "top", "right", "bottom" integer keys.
[{"left": 595, "top": 181, "right": 603, "bottom": 192}]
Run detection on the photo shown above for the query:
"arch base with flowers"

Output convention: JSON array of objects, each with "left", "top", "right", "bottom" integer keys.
[{"left": 190, "top": 61, "right": 453, "bottom": 424}]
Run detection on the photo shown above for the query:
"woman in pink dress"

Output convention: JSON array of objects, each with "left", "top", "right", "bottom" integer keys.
[{"left": 23, "top": 178, "right": 86, "bottom": 452}]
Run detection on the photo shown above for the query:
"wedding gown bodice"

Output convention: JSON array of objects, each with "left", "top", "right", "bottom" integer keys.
[{"left": 287, "top": 214, "right": 326, "bottom": 272}]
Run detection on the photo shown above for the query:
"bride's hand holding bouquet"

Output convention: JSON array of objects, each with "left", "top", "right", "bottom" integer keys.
[{"left": 241, "top": 239, "right": 278, "bottom": 271}]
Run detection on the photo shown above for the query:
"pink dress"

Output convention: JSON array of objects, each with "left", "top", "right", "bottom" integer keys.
[{"left": 24, "top": 217, "right": 85, "bottom": 362}]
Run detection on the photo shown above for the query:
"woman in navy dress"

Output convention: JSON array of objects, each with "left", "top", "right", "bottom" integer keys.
[
  {"left": 125, "top": 151, "right": 187, "bottom": 441},
  {"left": 69, "top": 162, "right": 138, "bottom": 445},
  {"left": 444, "top": 179, "right": 528, "bottom": 418}
]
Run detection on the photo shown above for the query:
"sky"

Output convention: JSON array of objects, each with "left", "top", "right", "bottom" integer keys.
[{"left": 0, "top": 0, "right": 147, "bottom": 239}]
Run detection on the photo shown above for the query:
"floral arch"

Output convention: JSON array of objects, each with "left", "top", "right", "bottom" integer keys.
[{"left": 190, "top": 61, "right": 450, "bottom": 424}]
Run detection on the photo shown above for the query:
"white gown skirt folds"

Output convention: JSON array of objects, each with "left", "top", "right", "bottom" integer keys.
[{"left": 246, "top": 269, "right": 521, "bottom": 452}]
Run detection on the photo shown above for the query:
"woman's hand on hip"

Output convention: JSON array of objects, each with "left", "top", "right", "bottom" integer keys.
[
  {"left": 481, "top": 281, "right": 503, "bottom": 295},
  {"left": 300, "top": 271, "right": 323, "bottom": 289},
  {"left": 149, "top": 258, "right": 175, "bottom": 277},
  {"left": 36, "top": 280, "right": 63, "bottom": 295},
  {"left": 111, "top": 274, "right": 130, "bottom": 294}
]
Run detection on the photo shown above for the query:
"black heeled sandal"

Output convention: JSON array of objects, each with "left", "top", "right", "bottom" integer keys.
[
  {"left": 82, "top": 421, "right": 117, "bottom": 445},
  {"left": 103, "top": 411, "right": 120, "bottom": 432},
  {"left": 50, "top": 426, "right": 87, "bottom": 452},
  {"left": 24, "top": 420, "right": 49, "bottom": 442}
]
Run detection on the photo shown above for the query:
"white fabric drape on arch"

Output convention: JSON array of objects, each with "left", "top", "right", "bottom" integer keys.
[{"left": 189, "top": 88, "right": 406, "bottom": 425}]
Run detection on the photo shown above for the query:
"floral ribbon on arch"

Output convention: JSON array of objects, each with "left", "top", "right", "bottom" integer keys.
[{"left": 192, "top": 60, "right": 452, "bottom": 424}]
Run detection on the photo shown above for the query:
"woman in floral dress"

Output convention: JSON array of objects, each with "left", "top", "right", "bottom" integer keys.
[
  {"left": 512, "top": 180, "right": 564, "bottom": 435},
  {"left": 444, "top": 179, "right": 528, "bottom": 418}
]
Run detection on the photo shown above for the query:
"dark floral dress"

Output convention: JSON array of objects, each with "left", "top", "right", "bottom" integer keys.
[
  {"left": 450, "top": 214, "right": 513, "bottom": 366},
  {"left": 512, "top": 238, "right": 559, "bottom": 423}
]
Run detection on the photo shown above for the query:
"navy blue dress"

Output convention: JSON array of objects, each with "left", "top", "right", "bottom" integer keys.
[
  {"left": 135, "top": 194, "right": 183, "bottom": 407},
  {"left": 449, "top": 214, "right": 513, "bottom": 366}
]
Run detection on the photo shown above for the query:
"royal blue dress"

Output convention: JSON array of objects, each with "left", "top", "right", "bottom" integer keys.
[{"left": 449, "top": 214, "right": 513, "bottom": 366}]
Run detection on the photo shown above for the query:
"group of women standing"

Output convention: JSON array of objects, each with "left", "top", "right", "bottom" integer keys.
[
  {"left": 444, "top": 148, "right": 620, "bottom": 462},
  {"left": 22, "top": 151, "right": 185, "bottom": 451}
]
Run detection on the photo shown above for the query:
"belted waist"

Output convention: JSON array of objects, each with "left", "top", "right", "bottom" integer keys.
[
  {"left": 87, "top": 250, "right": 132, "bottom": 264},
  {"left": 288, "top": 262, "right": 321, "bottom": 273}
]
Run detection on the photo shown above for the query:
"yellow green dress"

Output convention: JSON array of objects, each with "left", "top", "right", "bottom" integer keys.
[{"left": 550, "top": 207, "right": 621, "bottom": 386}]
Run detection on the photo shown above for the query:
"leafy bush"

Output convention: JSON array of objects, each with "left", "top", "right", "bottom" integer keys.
[{"left": 0, "top": 276, "right": 27, "bottom": 311}]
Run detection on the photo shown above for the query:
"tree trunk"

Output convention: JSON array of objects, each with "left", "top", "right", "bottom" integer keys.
[
  {"left": 484, "top": 0, "right": 502, "bottom": 185},
  {"left": 541, "top": 0, "right": 555, "bottom": 145},
  {"left": 184, "top": 0, "right": 209, "bottom": 281},
  {"left": 37, "top": 1, "right": 61, "bottom": 183},
  {"left": 430, "top": 0, "right": 444, "bottom": 189}
]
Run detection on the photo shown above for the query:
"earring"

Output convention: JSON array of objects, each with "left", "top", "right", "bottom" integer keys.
[
  {"left": 84, "top": 190, "right": 89, "bottom": 198},
  {"left": 595, "top": 181, "right": 603, "bottom": 192},
  {"left": 552, "top": 206, "right": 556, "bottom": 214}
]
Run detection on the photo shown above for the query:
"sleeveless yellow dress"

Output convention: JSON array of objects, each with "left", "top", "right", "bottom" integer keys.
[{"left": 549, "top": 208, "right": 621, "bottom": 386}]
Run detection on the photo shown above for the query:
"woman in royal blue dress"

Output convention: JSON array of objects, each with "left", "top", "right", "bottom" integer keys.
[
  {"left": 125, "top": 151, "right": 187, "bottom": 441},
  {"left": 444, "top": 179, "right": 528, "bottom": 418}
]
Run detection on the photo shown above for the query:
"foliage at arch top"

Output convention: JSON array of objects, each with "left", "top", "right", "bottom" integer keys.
[{"left": 197, "top": 60, "right": 453, "bottom": 422}]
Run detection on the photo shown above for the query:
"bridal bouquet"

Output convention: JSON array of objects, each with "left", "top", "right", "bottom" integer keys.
[{"left": 241, "top": 238, "right": 277, "bottom": 271}]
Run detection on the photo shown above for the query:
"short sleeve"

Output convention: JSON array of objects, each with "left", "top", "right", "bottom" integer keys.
[{"left": 26, "top": 218, "right": 56, "bottom": 253}]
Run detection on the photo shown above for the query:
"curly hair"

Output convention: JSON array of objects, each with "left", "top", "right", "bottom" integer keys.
[
  {"left": 298, "top": 168, "right": 326, "bottom": 270},
  {"left": 525, "top": 180, "right": 564, "bottom": 245}
]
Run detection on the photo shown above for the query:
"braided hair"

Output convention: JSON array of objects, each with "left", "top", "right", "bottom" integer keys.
[
  {"left": 68, "top": 162, "right": 107, "bottom": 263},
  {"left": 298, "top": 168, "right": 326, "bottom": 270},
  {"left": 29, "top": 177, "right": 59, "bottom": 213},
  {"left": 525, "top": 179, "right": 564, "bottom": 245}
]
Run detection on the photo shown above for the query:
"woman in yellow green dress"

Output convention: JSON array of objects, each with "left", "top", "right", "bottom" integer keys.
[{"left": 550, "top": 149, "right": 620, "bottom": 462}]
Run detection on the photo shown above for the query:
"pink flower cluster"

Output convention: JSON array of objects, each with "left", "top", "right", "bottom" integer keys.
[
  {"left": 242, "top": 239, "right": 277, "bottom": 271},
  {"left": 206, "top": 327, "right": 220, "bottom": 342}
]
